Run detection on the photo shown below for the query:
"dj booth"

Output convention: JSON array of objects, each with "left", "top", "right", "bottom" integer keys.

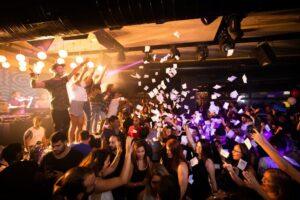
[{"left": 0, "top": 109, "right": 54, "bottom": 146}]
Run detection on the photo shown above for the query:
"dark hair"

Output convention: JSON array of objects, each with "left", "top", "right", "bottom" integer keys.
[
  {"left": 80, "top": 131, "right": 90, "bottom": 141},
  {"left": 108, "top": 115, "right": 118, "bottom": 124},
  {"left": 51, "top": 131, "right": 67, "bottom": 143},
  {"left": 53, "top": 167, "right": 94, "bottom": 200},
  {"left": 157, "top": 175, "right": 180, "bottom": 200},
  {"left": 236, "top": 143, "right": 250, "bottom": 163},
  {"left": 199, "top": 140, "right": 214, "bottom": 161},
  {"left": 79, "top": 148, "right": 112, "bottom": 174},
  {"left": 166, "top": 139, "right": 187, "bottom": 170},
  {"left": 131, "top": 141, "right": 148, "bottom": 170},
  {"left": 51, "top": 63, "right": 65, "bottom": 71},
  {"left": 1, "top": 143, "right": 23, "bottom": 164}
]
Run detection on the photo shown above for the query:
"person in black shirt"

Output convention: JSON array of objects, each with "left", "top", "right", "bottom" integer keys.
[
  {"left": 30, "top": 60, "right": 88, "bottom": 135},
  {"left": 40, "top": 131, "right": 84, "bottom": 175}
]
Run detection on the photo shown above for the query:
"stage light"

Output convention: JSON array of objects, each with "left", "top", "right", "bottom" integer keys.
[
  {"left": 252, "top": 42, "right": 277, "bottom": 67},
  {"left": 75, "top": 56, "right": 84, "bottom": 64},
  {"left": 218, "top": 30, "right": 235, "bottom": 57},
  {"left": 170, "top": 45, "right": 180, "bottom": 60},
  {"left": 196, "top": 45, "right": 209, "bottom": 61},
  {"left": 58, "top": 50, "right": 68, "bottom": 58},
  {"left": 33, "top": 64, "right": 42, "bottom": 74},
  {"left": 227, "top": 15, "right": 244, "bottom": 40},
  {"left": 57, "top": 58, "right": 65, "bottom": 64},
  {"left": 19, "top": 65, "right": 27, "bottom": 72},
  {"left": 143, "top": 52, "right": 152, "bottom": 63},
  {"left": 0, "top": 55, "right": 6, "bottom": 63},
  {"left": 2, "top": 62, "right": 10, "bottom": 68},
  {"left": 37, "top": 51, "right": 47, "bottom": 60},
  {"left": 19, "top": 61, "right": 27, "bottom": 68},
  {"left": 70, "top": 62, "right": 77, "bottom": 69},
  {"left": 87, "top": 61, "right": 94, "bottom": 68},
  {"left": 16, "top": 54, "right": 25, "bottom": 62},
  {"left": 37, "top": 61, "right": 45, "bottom": 68}
]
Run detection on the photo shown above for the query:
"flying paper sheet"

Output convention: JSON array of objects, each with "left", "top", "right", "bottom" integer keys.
[
  {"left": 242, "top": 74, "right": 247, "bottom": 84},
  {"left": 220, "top": 149, "right": 229, "bottom": 158},
  {"left": 213, "top": 84, "right": 222, "bottom": 90},
  {"left": 136, "top": 104, "right": 143, "bottom": 111},
  {"left": 244, "top": 138, "right": 252, "bottom": 150},
  {"left": 182, "top": 83, "right": 187, "bottom": 89},
  {"left": 223, "top": 102, "right": 229, "bottom": 110},
  {"left": 237, "top": 159, "right": 248, "bottom": 171},
  {"left": 227, "top": 75, "right": 237, "bottom": 82},
  {"left": 230, "top": 90, "right": 239, "bottom": 98}
]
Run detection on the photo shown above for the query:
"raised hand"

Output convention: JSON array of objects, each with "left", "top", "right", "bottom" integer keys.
[{"left": 243, "top": 171, "right": 260, "bottom": 190}]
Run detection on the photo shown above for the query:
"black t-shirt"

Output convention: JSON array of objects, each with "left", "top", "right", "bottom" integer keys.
[
  {"left": 44, "top": 76, "right": 69, "bottom": 110},
  {"left": 40, "top": 148, "right": 83, "bottom": 173}
]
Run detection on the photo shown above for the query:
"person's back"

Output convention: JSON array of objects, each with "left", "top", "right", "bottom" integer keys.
[{"left": 72, "top": 143, "right": 92, "bottom": 157}]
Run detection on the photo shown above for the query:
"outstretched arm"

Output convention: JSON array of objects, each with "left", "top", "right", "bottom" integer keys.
[
  {"left": 67, "top": 59, "right": 89, "bottom": 80},
  {"left": 252, "top": 129, "right": 300, "bottom": 183},
  {"left": 95, "top": 137, "right": 134, "bottom": 192},
  {"left": 29, "top": 69, "right": 45, "bottom": 88}
]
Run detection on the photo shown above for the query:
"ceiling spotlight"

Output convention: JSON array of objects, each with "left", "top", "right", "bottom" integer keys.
[
  {"left": 170, "top": 45, "right": 180, "bottom": 60},
  {"left": 2, "top": 62, "right": 10, "bottom": 68},
  {"left": 57, "top": 58, "right": 65, "bottom": 64},
  {"left": 227, "top": 15, "right": 244, "bottom": 40},
  {"left": 0, "top": 55, "right": 7, "bottom": 63},
  {"left": 75, "top": 56, "right": 84, "bottom": 64},
  {"left": 252, "top": 42, "right": 277, "bottom": 67},
  {"left": 19, "top": 65, "right": 27, "bottom": 72},
  {"left": 37, "top": 51, "right": 47, "bottom": 60},
  {"left": 19, "top": 61, "right": 27, "bottom": 68},
  {"left": 16, "top": 54, "right": 25, "bottom": 62},
  {"left": 218, "top": 30, "right": 235, "bottom": 57},
  {"left": 87, "top": 61, "right": 94, "bottom": 68},
  {"left": 58, "top": 50, "right": 68, "bottom": 58},
  {"left": 144, "top": 46, "right": 151, "bottom": 53},
  {"left": 33, "top": 62, "right": 44, "bottom": 74},
  {"left": 196, "top": 45, "right": 209, "bottom": 61},
  {"left": 70, "top": 62, "right": 77, "bottom": 69}
]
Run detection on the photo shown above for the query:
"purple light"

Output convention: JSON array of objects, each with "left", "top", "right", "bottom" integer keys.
[{"left": 106, "top": 60, "right": 143, "bottom": 77}]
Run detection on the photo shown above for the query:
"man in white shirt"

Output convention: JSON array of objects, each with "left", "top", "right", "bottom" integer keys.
[
  {"left": 107, "top": 92, "right": 125, "bottom": 118},
  {"left": 24, "top": 116, "right": 46, "bottom": 151}
]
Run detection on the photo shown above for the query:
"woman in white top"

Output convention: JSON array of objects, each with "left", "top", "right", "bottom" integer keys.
[{"left": 67, "top": 67, "right": 89, "bottom": 143}]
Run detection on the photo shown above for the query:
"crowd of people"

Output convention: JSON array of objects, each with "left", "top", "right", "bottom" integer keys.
[{"left": 0, "top": 62, "right": 299, "bottom": 200}]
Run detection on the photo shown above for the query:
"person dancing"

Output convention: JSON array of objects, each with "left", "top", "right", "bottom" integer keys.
[{"left": 30, "top": 59, "right": 88, "bottom": 136}]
